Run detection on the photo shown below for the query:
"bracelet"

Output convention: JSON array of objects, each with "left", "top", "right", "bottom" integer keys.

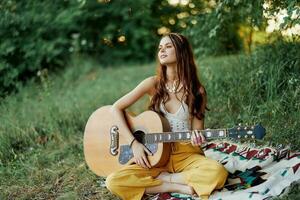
[{"left": 129, "top": 138, "right": 136, "bottom": 148}]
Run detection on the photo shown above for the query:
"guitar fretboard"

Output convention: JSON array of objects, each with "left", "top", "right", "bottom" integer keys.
[{"left": 144, "top": 129, "right": 227, "bottom": 144}]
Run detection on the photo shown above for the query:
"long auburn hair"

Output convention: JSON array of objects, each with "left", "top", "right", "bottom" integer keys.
[{"left": 148, "top": 32, "right": 208, "bottom": 122}]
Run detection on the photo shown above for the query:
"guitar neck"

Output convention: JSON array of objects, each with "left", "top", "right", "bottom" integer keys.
[{"left": 144, "top": 129, "right": 228, "bottom": 144}]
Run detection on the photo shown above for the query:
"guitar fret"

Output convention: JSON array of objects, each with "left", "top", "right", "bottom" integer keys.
[
  {"left": 145, "top": 128, "right": 230, "bottom": 144},
  {"left": 171, "top": 133, "right": 175, "bottom": 141},
  {"left": 183, "top": 132, "right": 188, "bottom": 140},
  {"left": 206, "top": 131, "right": 212, "bottom": 138},
  {"left": 186, "top": 132, "right": 191, "bottom": 139},
  {"left": 219, "top": 130, "right": 225, "bottom": 137}
]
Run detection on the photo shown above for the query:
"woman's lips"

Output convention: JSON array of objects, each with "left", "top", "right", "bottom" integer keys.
[{"left": 160, "top": 54, "right": 167, "bottom": 59}]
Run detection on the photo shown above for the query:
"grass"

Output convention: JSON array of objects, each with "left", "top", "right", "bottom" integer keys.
[
  {"left": 0, "top": 56, "right": 152, "bottom": 199},
  {"left": 0, "top": 50, "right": 299, "bottom": 199}
]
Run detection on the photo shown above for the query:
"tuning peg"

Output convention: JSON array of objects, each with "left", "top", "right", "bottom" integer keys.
[{"left": 276, "top": 144, "right": 285, "bottom": 150}]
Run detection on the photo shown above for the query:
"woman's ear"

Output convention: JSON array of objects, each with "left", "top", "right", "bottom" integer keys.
[{"left": 199, "top": 86, "right": 205, "bottom": 95}]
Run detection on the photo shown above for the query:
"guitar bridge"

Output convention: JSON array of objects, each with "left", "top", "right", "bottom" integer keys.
[{"left": 110, "top": 125, "right": 119, "bottom": 156}]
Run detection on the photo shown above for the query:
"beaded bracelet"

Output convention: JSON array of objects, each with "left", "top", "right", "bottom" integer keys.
[{"left": 129, "top": 138, "right": 136, "bottom": 148}]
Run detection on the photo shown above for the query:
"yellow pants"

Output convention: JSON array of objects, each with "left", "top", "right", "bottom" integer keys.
[{"left": 106, "top": 142, "right": 228, "bottom": 200}]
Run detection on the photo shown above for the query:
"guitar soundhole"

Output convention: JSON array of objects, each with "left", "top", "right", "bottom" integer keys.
[
  {"left": 118, "top": 130, "right": 159, "bottom": 165},
  {"left": 133, "top": 130, "right": 146, "bottom": 144}
]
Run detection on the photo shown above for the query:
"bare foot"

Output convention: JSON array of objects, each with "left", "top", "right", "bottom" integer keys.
[
  {"left": 176, "top": 184, "right": 195, "bottom": 195},
  {"left": 154, "top": 172, "right": 197, "bottom": 196},
  {"left": 156, "top": 172, "right": 171, "bottom": 182},
  {"left": 146, "top": 181, "right": 196, "bottom": 196}
]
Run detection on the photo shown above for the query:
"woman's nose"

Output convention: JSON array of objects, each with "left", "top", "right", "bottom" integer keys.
[{"left": 160, "top": 46, "right": 166, "bottom": 52}]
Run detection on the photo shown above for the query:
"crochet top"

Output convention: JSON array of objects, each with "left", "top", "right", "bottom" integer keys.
[
  {"left": 159, "top": 100, "right": 205, "bottom": 155},
  {"left": 159, "top": 101, "right": 191, "bottom": 132}
]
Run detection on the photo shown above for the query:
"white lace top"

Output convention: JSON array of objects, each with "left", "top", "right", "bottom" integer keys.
[{"left": 159, "top": 101, "right": 191, "bottom": 132}]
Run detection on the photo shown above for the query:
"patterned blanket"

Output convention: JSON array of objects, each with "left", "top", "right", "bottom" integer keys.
[{"left": 142, "top": 140, "right": 300, "bottom": 200}]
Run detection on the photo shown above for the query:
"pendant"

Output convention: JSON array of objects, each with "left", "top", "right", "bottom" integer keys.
[{"left": 165, "top": 80, "right": 182, "bottom": 93}]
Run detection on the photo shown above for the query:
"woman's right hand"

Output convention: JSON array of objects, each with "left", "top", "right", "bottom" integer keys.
[
  {"left": 191, "top": 129, "right": 206, "bottom": 146},
  {"left": 131, "top": 140, "right": 153, "bottom": 169}
]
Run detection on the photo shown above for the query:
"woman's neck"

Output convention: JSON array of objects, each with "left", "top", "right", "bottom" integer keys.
[{"left": 165, "top": 63, "right": 178, "bottom": 82}]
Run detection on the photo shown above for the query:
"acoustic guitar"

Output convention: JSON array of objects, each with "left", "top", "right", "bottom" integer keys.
[{"left": 83, "top": 105, "right": 266, "bottom": 176}]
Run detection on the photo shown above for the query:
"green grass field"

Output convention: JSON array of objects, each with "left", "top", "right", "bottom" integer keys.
[{"left": 0, "top": 54, "right": 299, "bottom": 199}]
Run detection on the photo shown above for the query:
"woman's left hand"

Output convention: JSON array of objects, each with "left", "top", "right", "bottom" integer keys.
[{"left": 191, "top": 130, "right": 206, "bottom": 146}]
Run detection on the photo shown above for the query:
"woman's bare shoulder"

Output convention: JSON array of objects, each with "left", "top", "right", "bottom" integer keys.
[
  {"left": 146, "top": 75, "right": 157, "bottom": 82},
  {"left": 139, "top": 76, "right": 156, "bottom": 86},
  {"left": 142, "top": 76, "right": 157, "bottom": 96}
]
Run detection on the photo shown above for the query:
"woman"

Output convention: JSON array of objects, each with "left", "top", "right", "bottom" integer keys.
[{"left": 106, "top": 32, "right": 228, "bottom": 200}]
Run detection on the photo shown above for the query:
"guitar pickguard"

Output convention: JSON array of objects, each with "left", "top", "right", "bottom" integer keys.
[{"left": 119, "top": 144, "right": 158, "bottom": 165}]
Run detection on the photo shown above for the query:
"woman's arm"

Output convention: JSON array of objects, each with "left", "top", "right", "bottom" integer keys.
[
  {"left": 192, "top": 116, "right": 204, "bottom": 130},
  {"left": 110, "top": 76, "right": 155, "bottom": 142},
  {"left": 110, "top": 76, "right": 156, "bottom": 168},
  {"left": 191, "top": 86, "right": 206, "bottom": 146}
]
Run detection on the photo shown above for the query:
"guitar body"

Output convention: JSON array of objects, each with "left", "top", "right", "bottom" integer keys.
[
  {"left": 84, "top": 105, "right": 171, "bottom": 177},
  {"left": 84, "top": 106, "right": 266, "bottom": 177}
]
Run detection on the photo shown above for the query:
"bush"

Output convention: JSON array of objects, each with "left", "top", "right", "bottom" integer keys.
[
  {"left": 0, "top": 0, "right": 161, "bottom": 97},
  {"left": 246, "top": 39, "right": 300, "bottom": 147},
  {"left": 0, "top": 0, "right": 82, "bottom": 97},
  {"left": 184, "top": 12, "right": 243, "bottom": 57},
  {"left": 203, "top": 38, "right": 300, "bottom": 149}
]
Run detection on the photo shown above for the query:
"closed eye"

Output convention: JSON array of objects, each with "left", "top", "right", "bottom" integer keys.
[
  {"left": 158, "top": 45, "right": 173, "bottom": 50},
  {"left": 158, "top": 42, "right": 173, "bottom": 48}
]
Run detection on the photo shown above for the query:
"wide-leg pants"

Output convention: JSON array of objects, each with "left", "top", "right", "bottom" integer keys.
[{"left": 105, "top": 142, "right": 228, "bottom": 200}]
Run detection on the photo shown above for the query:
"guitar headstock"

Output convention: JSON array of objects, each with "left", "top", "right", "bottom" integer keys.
[{"left": 228, "top": 123, "right": 266, "bottom": 140}]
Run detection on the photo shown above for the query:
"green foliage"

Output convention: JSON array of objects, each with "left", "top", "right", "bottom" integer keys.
[
  {"left": 250, "top": 39, "right": 300, "bottom": 101},
  {"left": 0, "top": 0, "right": 81, "bottom": 97},
  {"left": 265, "top": 0, "right": 300, "bottom": 30},
  {"left": 184, "top": 0, "right": 266, "bottom": 56},
  {"left": 201, "top": 39, "right": 300, "bottom": 149},
  {"left": 76, "top": 0, "right": 159, "bottom": 62},
  {"left": 1, "top": 0, "right": 299, "bottom": 99},
  {"left": 0, "top": 0, "right": 160, "bottom": 97},
  {"left": 245, "top": 39, "right": 300, "bottom": 146},
  {"left": 184, "top": 12, "right": 243, "bottom": 57}
]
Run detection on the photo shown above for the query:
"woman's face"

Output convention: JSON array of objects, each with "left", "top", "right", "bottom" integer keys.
[{"left": 158, "top": 36, "right": 177, "bottom": 65}]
